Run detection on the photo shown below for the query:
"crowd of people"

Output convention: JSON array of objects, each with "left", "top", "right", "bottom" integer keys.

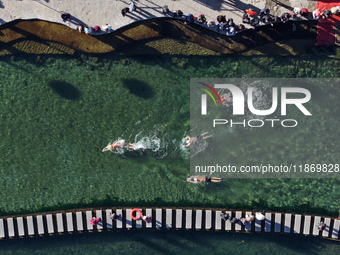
[
  {"left": 89, "top": 211, "right": 152, "bottom": 226},
  {"left": 89, "top": 211, "right": 329, "bottom": 231},
  {"left": 220, "top": 212, "right": 264, "bottom": 225},
  {"left": 59, "top": 2, "right": 340, "bottom": 37},
  {"left": 181, "top": 5, "right": 340, "bottom": 36}
]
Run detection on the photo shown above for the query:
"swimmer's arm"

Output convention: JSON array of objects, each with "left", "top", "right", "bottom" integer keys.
[{"left": 182, "top": 143, "right": 191, "bottom": 148}]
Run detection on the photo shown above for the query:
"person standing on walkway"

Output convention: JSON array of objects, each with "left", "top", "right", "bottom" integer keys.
[
  {"left": 109, "top": 212, "right": 121, "bottom": 220},
  {"left": 129, "top": 2, "right": 136, "bottom": 13},
  {"left": 318, "top": 222, "right": 327, "bottom": 231},
  {"left": 142, "top": 215, "right": 152, "bottom": 223},
  {"left": 61, "top": 13, "right": 71, "bottom": 22}
]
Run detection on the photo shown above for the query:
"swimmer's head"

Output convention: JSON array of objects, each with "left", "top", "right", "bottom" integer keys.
[{"left": 186, "top": 177, "right": 191, "bottom": 182}]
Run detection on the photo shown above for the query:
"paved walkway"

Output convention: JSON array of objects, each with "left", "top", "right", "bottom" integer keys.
[{"left": 0, "top": 0, "right": 316, "bottom": 31}]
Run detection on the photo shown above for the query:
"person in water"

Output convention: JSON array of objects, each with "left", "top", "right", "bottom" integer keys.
[
  {"left": 102, "top": 139, "right": 135, "bottom": 152},
  {"left": 186, "top": 175, "right": 221, "bottom": 184},
  {"left": 221, "top": 94, "right": 233, "bottom": 106},
  {"left": 182, "top": 132, "right": 212, "bottom": 147}
]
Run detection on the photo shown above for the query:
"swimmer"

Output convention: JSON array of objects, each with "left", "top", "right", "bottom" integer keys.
[
  {"left": 102, "top": 139, "right": 135, "bottom": 152},
  {"left": 221, "top": 94, "right": 232, "bottom": 105},
  {"left": 182, "top": 132, "right": 212, "bottom": 147},
  {"left": 186, "top": 175, "right": 221, "bottom": 184}
]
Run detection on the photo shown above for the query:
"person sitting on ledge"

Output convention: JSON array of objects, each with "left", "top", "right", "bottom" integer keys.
[
  {"left": 321, "top": 9, "right": 332, "bottom": 20},
  {"left": 109, "top": 212, "right": 121, "bottom": 220},
  {"left": 142, "top": 215, "right": 152, "bottom": 223},
  {"left": 173, "top": 10, "right": 183, "bottom": 18},
  {"left": 236, "top": 24, "right": 246, "bottom": 32},
  {"left": 259, "top": 7, "right": 270, "bottom": 17},
  {"left": 94, "top": 26, "right": 101, "bottom": 33},
  {"left": 312, "top": 9, "right": 321, "bottom": 20},
  {"left": 220, "top": 212, "right": 232, "bottom": 221},
  {"left": 330, "top": 6, "right": 340, "bottom": 15},
  {"left": 217, "top": 14, "right": 227, "bottom": 23},
  {"left": 242, "top": 13, "right": 251, "bottom": 24},
  {"left": 90, "top": 217, "right": 100, "bottom": 226},
  {"left": 77, "top": 24, "right": 84, "bottom": 33},
  {"left": 246, "top": 214, "right": 255, "bottom": 222},
  {"left": 184, "top": 13, "right": 194, "bottom": 24},
  {"left": 162, "top": 5, "right": 170, "bottom": 14},
  {"left": 318, "top": 222, "right": 327, "bottom": 231},
  {"left": 250, "top": 18, "right": 260, "bottom": 29},
  {"left": 102, "top": 24, "right": 112, "bottom": 32},
  {"left": 218, "top": 22, "right": 227, "bottom": 32},
  {"left": 207, "top": 20, "right": 216, "bottom": 28},
  {"left": 270, "top": 16, "right": 281, "bottom": 26},
  {"left": 256, "top": 212, "right": 265, "bottom": 220},
  {"left": 84, "top": 26, "right": 92, "bottom": 35},
  {"left": 197, "top": 14, "right": 207, "bottom": 24},
  {"left": 280, "top": 12, "right": 291, "bottom": 23},
  {"left": 300, "top": 8, "right": 309, "bottom": 17},
  {"left": 226, "top": 25, "right": 235, "bottom": 36},
  {"left": 293, "top": 7, "right": 303, "bottom": 16}
]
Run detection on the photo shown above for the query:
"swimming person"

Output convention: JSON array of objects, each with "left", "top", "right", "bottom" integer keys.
[
  {"left": 182, "top": 132, "right": 212, "bottom": 147},
  {"left": 102, "top": 139, "right": 135, "bottom": 152},
  {"left": 221, "top": 94, "right": 233, "bottom": 105},
  {"left": 186, "top": 175, "right": 221, "bottom": 184}
]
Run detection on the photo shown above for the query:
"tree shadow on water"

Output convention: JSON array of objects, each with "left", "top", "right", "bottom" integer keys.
[
  {"left": 48, "top": 80, "right": 80, "bottom": 100},
  {"left": 122, "top": 78, "right": 154, "bottom": 99}
]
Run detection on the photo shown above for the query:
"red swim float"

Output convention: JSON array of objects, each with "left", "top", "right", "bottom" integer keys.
[{"left": 130, "top": 208, "right": 142, "bottom": 220}]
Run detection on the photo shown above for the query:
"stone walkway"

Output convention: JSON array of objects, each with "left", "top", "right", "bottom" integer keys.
[{"left": 0, "top": 0, "right": 316, "bottom": 31}]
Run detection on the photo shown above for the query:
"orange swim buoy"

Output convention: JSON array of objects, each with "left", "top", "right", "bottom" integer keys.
[{"left": 130, "top": 208, "right": 142, "bottom": 220}]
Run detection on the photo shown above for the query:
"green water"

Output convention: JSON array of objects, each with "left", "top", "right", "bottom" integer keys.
[{"left": 0, "top": 53, "right": 339, "bottom": 253}]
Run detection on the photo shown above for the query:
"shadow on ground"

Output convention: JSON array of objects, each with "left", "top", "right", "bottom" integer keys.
[
  {"left": 48, "top": 80, "right": 80, "bottom": 100},
  {"left": 122, "top": 78, "right": 154, "bottom": 99}
]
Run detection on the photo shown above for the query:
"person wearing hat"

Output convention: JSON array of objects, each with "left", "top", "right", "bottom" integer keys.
[
  {"left": 301, "top": 8, "right": 309, "bottom": 17},
  {"left": 90, "top": 217, "right": 100, "bottom": 226}
]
